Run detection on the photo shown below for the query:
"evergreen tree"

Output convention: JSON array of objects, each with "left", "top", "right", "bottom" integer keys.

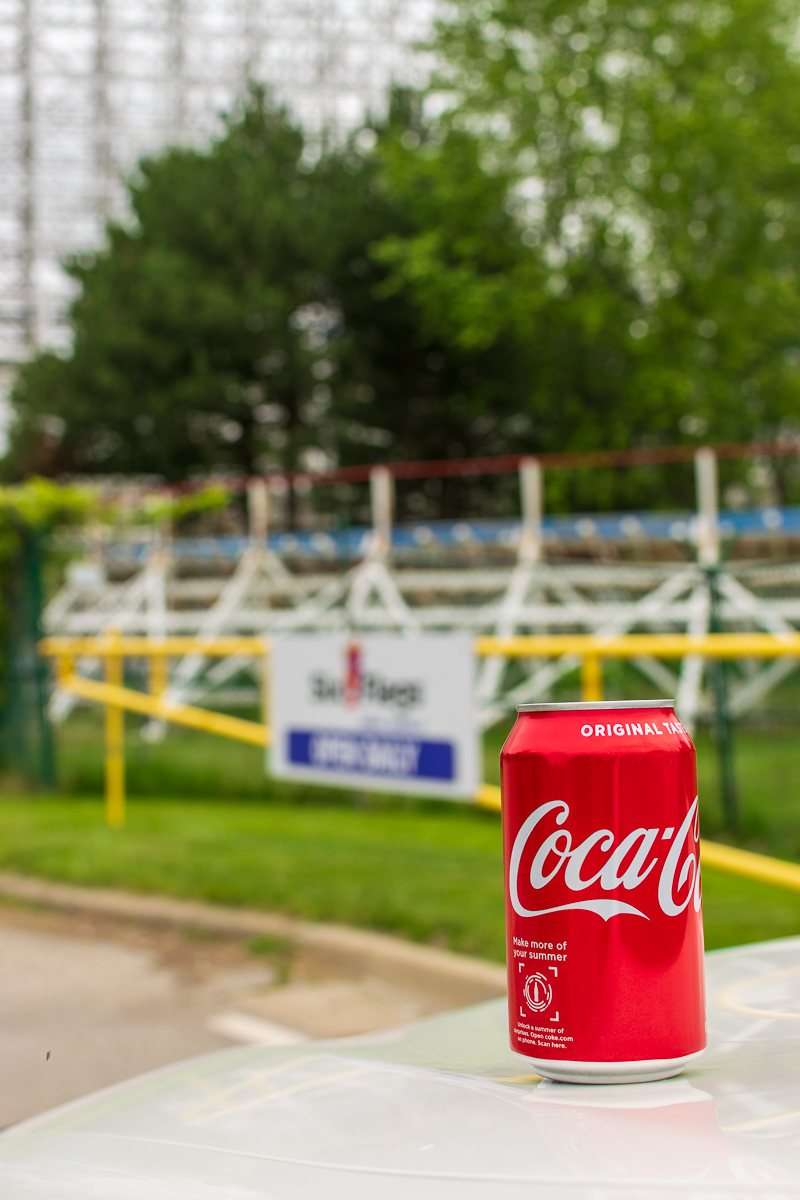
[{"left": 5, "top": 91, "right": 528, "bottom": 520}]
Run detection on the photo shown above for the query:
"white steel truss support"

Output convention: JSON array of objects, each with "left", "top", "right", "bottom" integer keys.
[
  {"left": 694, "top": 448, "right": 720, "bottom": 567},
  {"left": 145, "top": 545, "right": 169, "bottom": 642},
  {"left": 728, "top": 652, "right": 800, "bottom": 718},
  {"left": 714, "top": 572, "right": 800, "bottom": 717},
  {"left": 148, "top": 532, "right": 306, "bottom": 723},
  {"left": 264, "top": 471, "right": 418, "bottom": 634},
  {"left": 159, "top": 546, "right": 266, "bottom": 702},
  {"left": 247, "top": 477, "right": 269, "bottom": 545},
  {"left": 48, "top": 545, "right": 172, "bottom": 721},
  {"left": 629, "top": 655, "right": 681, "bottom": 697},
  {"left": 481, "top": 566, "right": 702, "bottom": 729},
  {"left": 41, "top": 447, "right": 800, "bottom": 725},
  {"left": 675, "top": 583, "right": 710, "bottom": 733},
  {"left": 273, "top": 575, "right": 349, "bottom": 632},
  {"left": 369, "top": 466, "right": 394, "bottom": 560},
  {"left": 475, "top": 557, "right": 541, "bottom": 707},
  {"left": 336, "top": 465, "right": 418, "bottom": 632},
  {"left": 198, "top": 652, "right": 259, "bottom": 695},
  {"left": 138, "top": 543, "right": 171, "bottom": 740},
  {"left": 519, "top": 457, "right": 543, "bottom": 562},
  {"left": 45, "top": 549, "right": 800, "bottom": 721},
  {"left": 344, "top": 556, "right": 421, "bottom": 632},
  {"left": 262, "top": 558, "right": 419, "bottom": 635},
  {"left": 476, "top": 458, "right": 543, "bottom": 707}
]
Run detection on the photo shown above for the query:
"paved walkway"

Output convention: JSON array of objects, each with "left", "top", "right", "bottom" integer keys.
[
  {"left": 0, "top": 893, "right": 504, "bottom": 1126},
  {"left": 0, "top": 907, "right": 256, "bottom": 1125}
]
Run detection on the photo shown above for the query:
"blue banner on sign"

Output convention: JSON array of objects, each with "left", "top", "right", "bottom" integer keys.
[{"left": 288, "top": 729, "right": 454, "bottom": 781}]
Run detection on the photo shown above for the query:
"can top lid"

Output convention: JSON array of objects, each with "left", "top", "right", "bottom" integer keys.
[{"left": 517, "top": 699, "right": 675, "bottom": 713}]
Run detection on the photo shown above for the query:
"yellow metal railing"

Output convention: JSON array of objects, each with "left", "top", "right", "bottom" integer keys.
[
  {"left": 474, "top": 633, "right": 800, "bottom": 657},
  {"left": 475, "top": 632, "right": 800, "bottom": 706},
  {"left": 36, "top": 631, "right": 800, "bottom": 902},
  {"left": 44, "top": 633, "right": 271, "bottom": 826},
  {"left": 45, "top": 630, "right": 800, "bottom": 663},
  {"left": 40, "top": 630, "right": 800, "bottom": 827},
  {"left": 42, "top": 635, "right": 266, "bottom": 657}
]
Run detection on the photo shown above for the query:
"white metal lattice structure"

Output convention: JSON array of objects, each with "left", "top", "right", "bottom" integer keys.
[
  {"left": 0, "top": 0, "right": 437, "bottom": 372},
  {"left": 44, "top": 453, "right": 800, "bottom": 731}
]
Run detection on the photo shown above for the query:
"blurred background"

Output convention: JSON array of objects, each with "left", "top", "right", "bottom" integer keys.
[{"left": 1, "top": 0, "right": 800, "bottom": 1123}]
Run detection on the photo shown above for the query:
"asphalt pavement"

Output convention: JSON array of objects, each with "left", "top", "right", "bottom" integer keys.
[{"left": 0, "top": 898, "right": 467, "bottom": 1126}]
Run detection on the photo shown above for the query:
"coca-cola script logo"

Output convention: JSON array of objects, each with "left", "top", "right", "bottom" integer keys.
[{"left": 509, "top": 797, "right": 701, "bottom": 921}]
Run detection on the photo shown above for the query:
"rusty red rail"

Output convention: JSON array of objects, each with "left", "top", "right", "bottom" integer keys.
[{"left": 163, "top": 436, "right": 800, "bottom": 493}]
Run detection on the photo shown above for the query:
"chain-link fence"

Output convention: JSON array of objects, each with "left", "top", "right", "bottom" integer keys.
[{"left": 0, "top": 530, "right": 55, "bottom": 788}]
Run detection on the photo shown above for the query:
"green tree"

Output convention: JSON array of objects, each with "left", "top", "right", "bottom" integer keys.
[
  {"left": 376, "top": 0, "right": 800, "bottom": 509},
  {"left": 317, "top": 97, "right": 539, "bottom": 517},
  {"left": 5, "top": 91, "right": 533, "bottom": 520},
  {"left": 8, "top": 94, "right": 325, "bottom": 488}
]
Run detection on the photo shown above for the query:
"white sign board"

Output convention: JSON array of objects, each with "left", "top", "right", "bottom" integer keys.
[{"left": 270, "top": 634, "right": 478, "bottom": 799}]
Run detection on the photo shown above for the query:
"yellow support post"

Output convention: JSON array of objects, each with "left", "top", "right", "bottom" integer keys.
[
  {"left": 104, "top": 631, "right": 125, "bottom": 827},
  {"left": 260, "top": 638, "right": 270, "bottom": 733},
  {"left": 475, "top": 783, "right": 502, "bottom": 811},
  {"left": 54, "top": 653, "right": 73, "bottom": 689},
  {"left": 149, "top": 643, "right": 168, "bottom": 699},
  {"left": 581, "top": 653, "right": 604, "bottom": 702}
]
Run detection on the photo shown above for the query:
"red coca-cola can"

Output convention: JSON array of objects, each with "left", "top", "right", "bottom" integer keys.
[{"left": 500, "top": 700, "right": 706, "bottom": 1084}]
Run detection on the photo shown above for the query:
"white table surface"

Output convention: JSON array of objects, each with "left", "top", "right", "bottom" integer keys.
[{"left": 1, "top": 935, "right": 800, "bottom": 1198}]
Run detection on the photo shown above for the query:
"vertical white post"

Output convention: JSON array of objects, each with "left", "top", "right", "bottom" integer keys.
[
  {"left": 369, "top": 466, "right": 394, "bottom": 558},
  {"left": 20, "top": 0, "right": 37, "bottom": 350},
  {"left": 242, "top": 0, "right": 261, "bottom": 79},
  {"left": 519, "top": 457, "right": 543, "bottom": 562},
  {"left": 92, "top": 0, "right": 112, "bottom": 222},
  {"left": 168, "top": 0, "right": 186, "bottom": 139},
  {"left": 694, "top": 448, "right": 720, "bottom": 566},
  {"left": 476, "top": 457, "right": 544, "bottom": 715},
  {"left": 89, "top": 518, "right": 107, "bottom": 573},
  {"left": 247, "top": 477, "right": 269, "bottom": 546}
]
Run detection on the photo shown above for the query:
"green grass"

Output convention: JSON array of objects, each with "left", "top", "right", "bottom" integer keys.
[
  {"left": 49, "top": 710, "right": 800, "bottom": 857},
  {"left": 694, "top": 727, "right": 800, "bottom": 854},
  {"left": 0, "top": 792, "right": 796, "bottom": 962},
  {"left": 0, "top": 709, "right": 798, "bottom": 962},
  {"left": 0, "top": 797, "right": 508, "bottom": 959}
]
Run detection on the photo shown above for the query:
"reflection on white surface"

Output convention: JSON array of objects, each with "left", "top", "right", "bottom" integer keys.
[
  {"left": 526, "top": 1078, "right": 789, "bottom": 1195},
  {"left": 1, "top": 937, "right": 800, "bottom": 1197},
  {"left": 716, "top": 962, "right": 800, "bottom": 1021}
]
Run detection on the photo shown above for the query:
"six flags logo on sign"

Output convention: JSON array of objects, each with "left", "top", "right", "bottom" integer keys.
[
  {"left": 282, "top": 636, "right": 465, "bottom": 785},
  {"left": 344, "top": 640, "right": 363, "bottom": 706},
  {"left": 309, "top": 640, "right": 425, "bottom": 711},
  {"left": 509, "top": 798, "right": 702, "bottom": 923}
]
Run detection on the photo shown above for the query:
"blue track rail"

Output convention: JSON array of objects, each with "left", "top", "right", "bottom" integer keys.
[{"left": 101, "top": 505, "right": 799, "bottom": 567}]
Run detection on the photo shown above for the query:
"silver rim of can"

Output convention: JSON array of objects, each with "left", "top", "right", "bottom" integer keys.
[
  {"left": 512, "top": 1047, "right": 705, "bottom": 1085},
  {"left": 516, "top": 699, "right": 675, "bottom": 712}
]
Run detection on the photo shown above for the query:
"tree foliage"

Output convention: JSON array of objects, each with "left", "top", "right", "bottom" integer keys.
[
  {"left": 10, "top": 96, "right": 329, "bottom": 481},
  {"left": 8, "top": 0, "right": 800, "bottom": 515},
  {"left": 6, "top": 91, "right": 529, "bottom": 520},
  {"left": 377, "top": 0, "right": 800, "bottom": 507}
]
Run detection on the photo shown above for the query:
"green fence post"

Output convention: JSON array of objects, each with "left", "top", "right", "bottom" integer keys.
[
  {"left": 25, "top": 531, "right": 56, "bottom": 789},
  {"left": 0, "top": 529, "right": 56, "bottom": 790}
]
